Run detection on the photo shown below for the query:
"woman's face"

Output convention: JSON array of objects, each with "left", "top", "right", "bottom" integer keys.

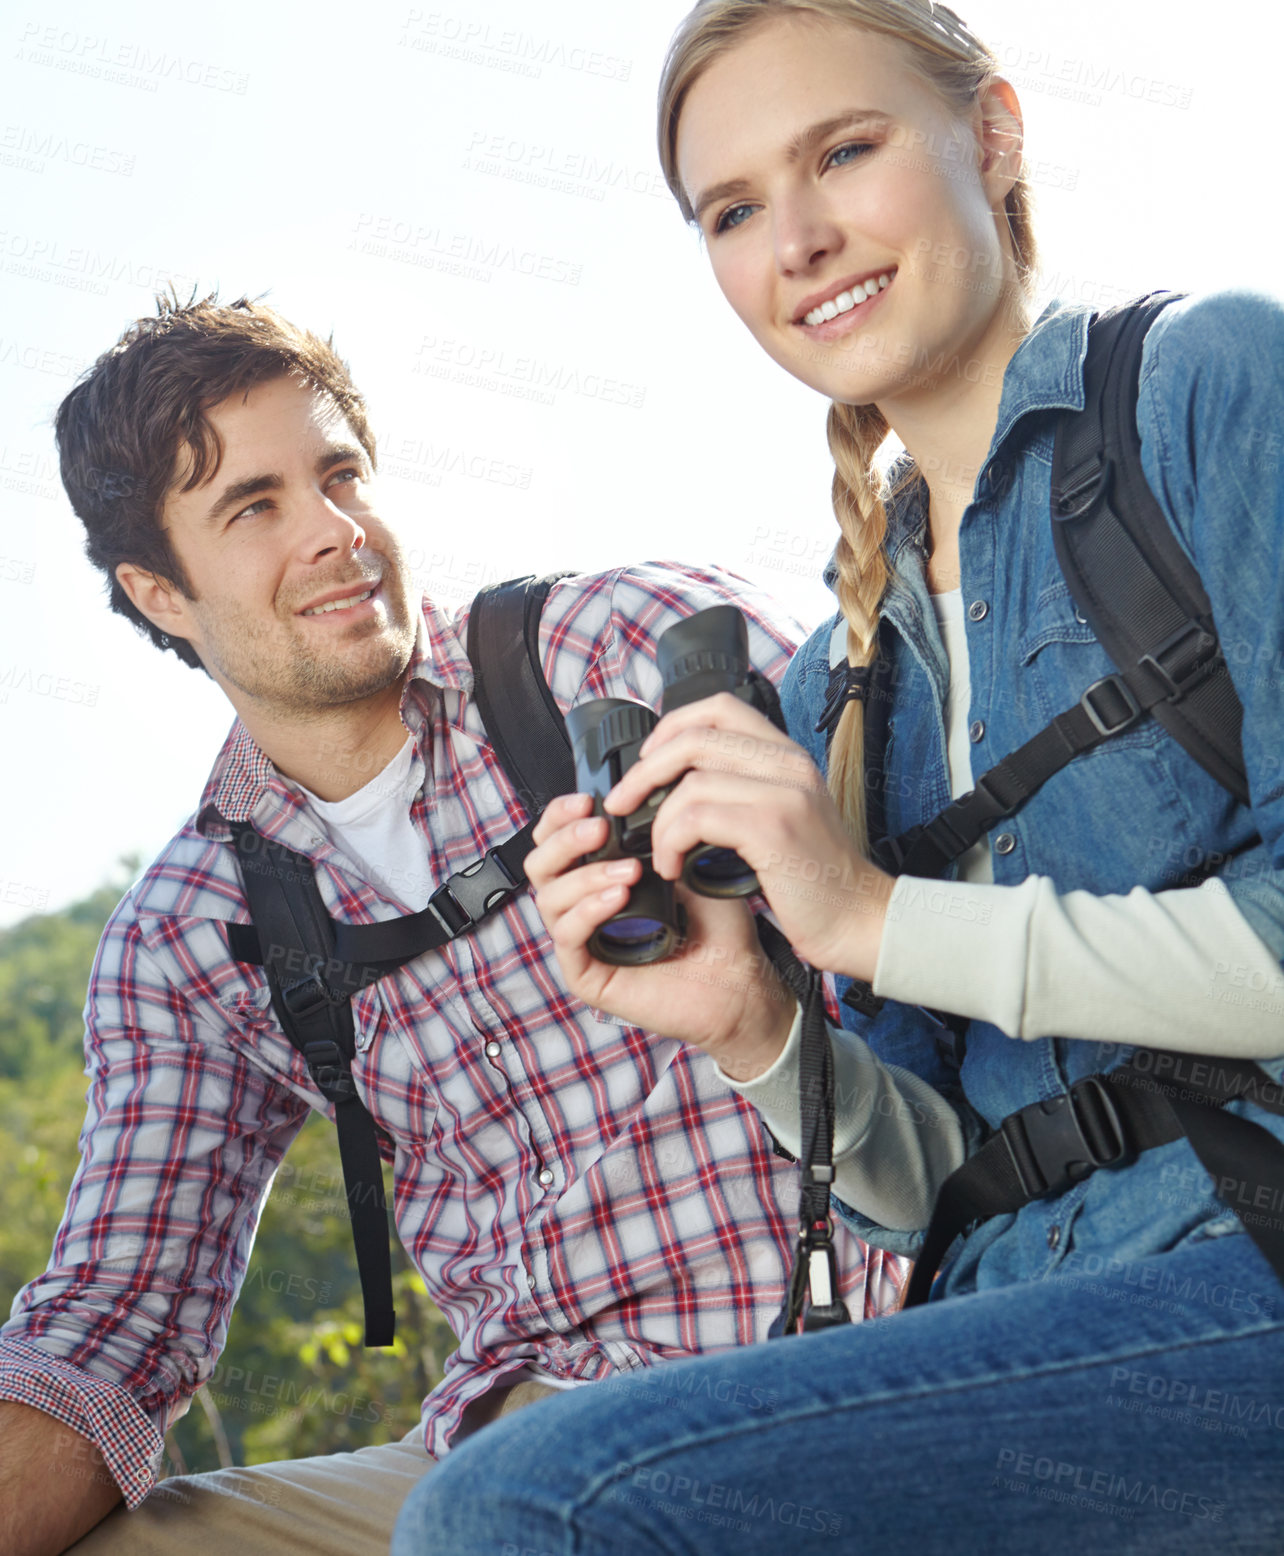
[{"left": 675, "top": 14, "right": 1019, "bottom": 408}]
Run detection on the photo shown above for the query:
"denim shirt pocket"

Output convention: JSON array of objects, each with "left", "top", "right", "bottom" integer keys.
[{"left": 1016, "top": 579, "right": 1165, "bottom": 758}]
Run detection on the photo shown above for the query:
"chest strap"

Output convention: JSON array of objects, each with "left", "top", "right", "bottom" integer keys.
[
  {"left": 878, "top": 629, "right": 1223, "bottom": 880},
  {"left": 904, "top": 1051, "right": 1284, "bottom": 1306}
]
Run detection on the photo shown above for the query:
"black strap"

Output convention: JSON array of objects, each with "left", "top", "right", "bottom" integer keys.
[
  {"left": 467, "top": 571, "right": 575, "bottom": 816},
  {"left": 224, "top": 574, "right": 577, "bottom": 1345},
  {"left": 758, "top": 919, "right": 852, "bottom": 1337},
  {"left": 875, "top": 294, "right": 1251, "bottom": 882},
  {"left": 882, "top": 664, "right": 1191, "bottom": 877},
  {"left": 904, "top": 1051, "right": 1284, "bottom": 1307},
  {"left": 230, "top": 822, "right": 396, "bottom": 1347},
  {"left": 1053, "top": 294, "right": 1249, "bottom": 804}
]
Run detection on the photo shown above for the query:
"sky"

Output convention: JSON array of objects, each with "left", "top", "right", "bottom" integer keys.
[{"left": 0, "top": 0, "right": 1274, "bottom": 927}]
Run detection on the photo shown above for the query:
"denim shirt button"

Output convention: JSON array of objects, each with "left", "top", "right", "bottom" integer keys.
[
  {"left": 969, "top": 720, "right": 986, "bottom": 744},
  {"left": 968, "top": 600, "right": 990, "bottom": 623},
  {"left": 995, "top": 833, "right": 1018, "bottom": 856},
  {"left": 1047, "top": 1223, "right": 1061, "bottom": 1251}
]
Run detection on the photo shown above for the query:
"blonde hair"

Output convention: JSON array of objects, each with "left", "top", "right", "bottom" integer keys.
[{"left": 658, "top": 0, "right": 1038, "bottom": 848}]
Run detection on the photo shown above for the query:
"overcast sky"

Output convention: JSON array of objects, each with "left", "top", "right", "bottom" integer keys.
[{"left": 0, "top": 0, "right": 1274, "bottom": 926}]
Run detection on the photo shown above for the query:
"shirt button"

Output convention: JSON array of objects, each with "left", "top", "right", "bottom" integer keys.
[
  {"left": 537, "top": 1167, "right": 555, "bottom": 1188},
  {"left": 994, "top": 833, "right": 1017, "bottom": 856},
  {"left": 1047, "top": 1224, "right": 1061, "bottom": 1251},
  {"left": 968, "top": 600, "right": 990, "bottom": 623},
  {"left": 526, "top": 1271, "right": 537, "bottom": 1288},
  {"left": 969, "top": 720, "right": 986, "bottom": 744},
  {"left": 484, "top": 1040, "right": 502, "bottom": 1059},
  {"left": 1074, "top": 608, "right": 1089, "bottom": 626}
]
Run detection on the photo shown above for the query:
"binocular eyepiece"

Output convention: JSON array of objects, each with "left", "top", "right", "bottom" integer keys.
[{"left": 564, "top": 605, "right": 783, "bottom": 967}]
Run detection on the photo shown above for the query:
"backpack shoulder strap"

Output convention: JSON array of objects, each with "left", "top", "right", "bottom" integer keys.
[
  {"left": 220, "top": 576, "right": 578, "bottom": 1346},
  {"left": 466, "top": 572, "right": 576, "bottom": 816},
  {"left": 228, "top": 821, "right": 396, "bottom": 1348},
  {"left": 1052, "top": 293, "right": 1250, "bottom": 804}
]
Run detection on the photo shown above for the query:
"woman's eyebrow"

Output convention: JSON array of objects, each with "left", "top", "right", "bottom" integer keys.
[{"left": 691, "top": 109, "right": 892, "bottom": 223}]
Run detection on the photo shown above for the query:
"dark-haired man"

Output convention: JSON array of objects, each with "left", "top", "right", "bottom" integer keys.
[{"left": 0, "top": 299, "right": 897, "bottom": 1554}]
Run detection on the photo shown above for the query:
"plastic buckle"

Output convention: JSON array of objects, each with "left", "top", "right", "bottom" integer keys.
[
  {"left": 429, "top": 848, "right": 521, "bottom": 937},
  {"left": 280, "top": 970, "right": 342, "bottom": 1020},
  {"left": 301, "top": 1038, "right": 356, "bottom": 1100},
  {"left": 1000, "top": 1077, "right": 1130, "bottom": 1200},
  {"left": 1055, "top": 456, "right": 1114, "bottom": 520},
  {"left": 1080, "top": 676, "right": 1142, "bottom": 738},
  {"left": 1140, "top": 620, "right": 1221, "bottom": 700}
]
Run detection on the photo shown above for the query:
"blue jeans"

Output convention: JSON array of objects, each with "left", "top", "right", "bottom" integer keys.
[{"left": 393, "top": 1232, "right": 1284, "bottom": 1554}]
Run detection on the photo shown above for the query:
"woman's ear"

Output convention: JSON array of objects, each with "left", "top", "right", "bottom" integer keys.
[{"left": 977, "top": 76, "right": 1024, "bottom": 204}]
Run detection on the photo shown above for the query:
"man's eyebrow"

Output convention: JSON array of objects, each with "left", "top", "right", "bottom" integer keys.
[
  {"left": 204, "top": 472, "right": 281, "bottom": 526},
  {"left": 202, "top": 443, "right": 370, "bottom": 525},
  {"left": 318, "top": 442, "right": 368, "bottom": 474},
  {"left": 691, "top": 110, "right": 891, "bottom": 224}
]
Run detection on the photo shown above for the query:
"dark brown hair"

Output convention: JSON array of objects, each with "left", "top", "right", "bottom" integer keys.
[{"left": 56, "top": 293, "right": 377, "bottom": 670}]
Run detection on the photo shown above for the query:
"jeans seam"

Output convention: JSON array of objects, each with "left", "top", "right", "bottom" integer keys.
[{"left": 570, "top": 1315, "right": 1284, "bottom": 1520}]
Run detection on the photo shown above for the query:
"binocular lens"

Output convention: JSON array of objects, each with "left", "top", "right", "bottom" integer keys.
[
  {"left": 684, "top": 846, "right": 758, "bottom": 897},
  {"left": 591, "top": 915, "right": 677, "bottom": 965}
]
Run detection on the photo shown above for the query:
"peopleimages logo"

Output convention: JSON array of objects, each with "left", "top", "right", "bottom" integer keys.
[{"left": 993, "top": 1449, "right": 1224, "bottom": 1521}]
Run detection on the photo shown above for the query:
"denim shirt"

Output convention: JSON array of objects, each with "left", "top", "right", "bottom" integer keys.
[{"left": 781, "top": 291, "right": 1284, "bottom": 1295}]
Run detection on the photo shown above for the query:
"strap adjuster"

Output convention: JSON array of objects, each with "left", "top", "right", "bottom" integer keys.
[
  {"left": 428, "top": 848, "right": 521, "bottom": 936},
  {"left": 1055, "top": 456, "right": 1113, "bottom": 520},
  {"left": 302, "top": 1038, "right": 357, "bottom": 1100},
  {"left": 999, "top": 1077, "right": 1131, "bottom": 1200},
  {"left": 1140, "top": 620, "right": 1222, "bottom": 700},
  {"left": 1080, "top": 675, "right": 1141, "bottom": 738},
  {"left": 280, "top": 970, "right": 344, "bottom": 1019}
]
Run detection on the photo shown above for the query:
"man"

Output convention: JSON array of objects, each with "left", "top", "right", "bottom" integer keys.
[{"left": 0, "top": 297, "right": 899, "bottom": 1554}]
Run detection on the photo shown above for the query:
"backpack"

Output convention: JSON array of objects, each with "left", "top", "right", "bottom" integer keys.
[
  {"left": 819, "top": 294, "right": 1284, "bottom": 1304},
  {"left": 223, "top": 574, "right": 575, "bottom": 1345}
]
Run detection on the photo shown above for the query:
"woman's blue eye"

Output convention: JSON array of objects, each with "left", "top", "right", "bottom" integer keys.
[
  {"left": 715, "top": 202, "right": 755, "bottom": 234},
  {"left": 826, "top": 141, "right": 873, "bottom": 170}
]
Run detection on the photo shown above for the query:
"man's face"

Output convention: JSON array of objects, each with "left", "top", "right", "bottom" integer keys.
[{"left": 138, "top": 375, "right": 417, "bottom": 720}]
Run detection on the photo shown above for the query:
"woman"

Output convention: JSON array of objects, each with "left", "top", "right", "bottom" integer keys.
[{"left": 394, "top": 2, "right": 1284, "bottom": 1548}]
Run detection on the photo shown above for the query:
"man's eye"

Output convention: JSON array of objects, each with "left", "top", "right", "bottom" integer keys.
[
  {"left": 328, "top": 468, "right": 362, "bottom": 490},
  {"left": 714, "top": 202, "right": 755, "bottom": 235},
  {"left": 231, "top": 498, "right": 271, "bottom": 523}
]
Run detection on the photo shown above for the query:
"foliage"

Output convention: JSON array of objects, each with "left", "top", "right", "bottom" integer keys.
[{"left": 0, "top": 872, "right": 453, "bottom": 1477}]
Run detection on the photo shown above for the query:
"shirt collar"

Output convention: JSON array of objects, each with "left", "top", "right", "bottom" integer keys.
[
  {"left": 196, "top": 593, "right": 473, "bottom": 833},
  {"left": 823, "top": 297, "right": 1094, "bottom": 589}
]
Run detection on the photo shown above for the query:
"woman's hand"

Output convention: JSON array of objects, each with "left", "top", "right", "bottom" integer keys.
[
  {"left": 526, "top": 793, "right": 796, "bottom": 1080},
  {"left": 606, "top": 693, "right": 894, "bottom": 982}
]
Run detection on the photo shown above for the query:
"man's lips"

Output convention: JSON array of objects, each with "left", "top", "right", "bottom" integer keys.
[
  {"left": 297, "top": 580, "right": 381, "bottom": 617},
  {"left": 794, "top": 268, "right": 895, "bottom": 327}
]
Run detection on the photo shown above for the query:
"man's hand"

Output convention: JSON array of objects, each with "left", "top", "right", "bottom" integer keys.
[
  {"left": 527, "top": 794, "right": 796, "bottom": 1080},
  {"left": 0, "top": 1401, "right": 123, "bottom": 1554}
]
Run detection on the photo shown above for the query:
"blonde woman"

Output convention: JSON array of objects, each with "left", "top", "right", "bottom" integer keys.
[{"left": 395, "top": 3, "right": 1284, "bottom": 1549}]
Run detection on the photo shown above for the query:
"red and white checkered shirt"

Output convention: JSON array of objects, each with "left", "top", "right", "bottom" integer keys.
[{"left": 0, "top": 563, "right": 905, "bottom": 1506}]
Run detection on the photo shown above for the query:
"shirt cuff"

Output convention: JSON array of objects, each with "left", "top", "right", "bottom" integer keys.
[{"left": 0, "top": 1337, "right": 164, "bottom": 1509}]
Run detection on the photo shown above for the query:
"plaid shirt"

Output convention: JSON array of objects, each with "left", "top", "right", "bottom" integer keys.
[{"left": 0, "top": 563, "right": 904, "bottom": 1507}]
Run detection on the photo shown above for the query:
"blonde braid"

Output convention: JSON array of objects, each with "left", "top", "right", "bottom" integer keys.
[{"left": 825, "top": 400, "right": 893, "bottom": 853}]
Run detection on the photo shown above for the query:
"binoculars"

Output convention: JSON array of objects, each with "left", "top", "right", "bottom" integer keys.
[{"left": 564, "top": 605, "right": 783, "bottom": 966}]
